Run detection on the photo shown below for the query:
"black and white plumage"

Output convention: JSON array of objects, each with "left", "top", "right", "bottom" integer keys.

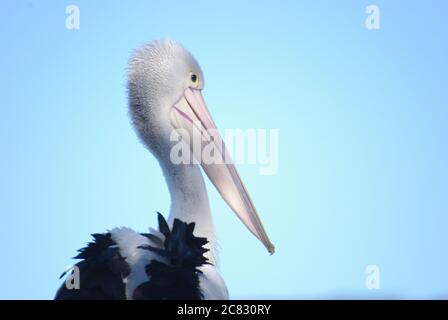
[
  {"left": 134, "top": 213, "right": 209, "bottom": 300},
  {"left": 56, "top": 213, "right": 209, "bottom": 300},
  {"left": 55, "top": 233, "right": 129, "bottom": 300},
  {"left": 56, "top": 40, "right": 274, "bottom": 300}
]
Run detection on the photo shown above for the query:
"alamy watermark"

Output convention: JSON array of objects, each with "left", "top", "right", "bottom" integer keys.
[
  {"left": 64, "top": 265, "right": 80, "bottom": 290},
  {"left": 365, "top": 5, "right": 380, "bottom": 30},
  {"left": 169, "top": 125, "right": 279, "bottom": 176},
  {"left": 65, "top": 5, "right": 80, "bottom": 30},
  {"left": 365, "top": 264, "right": 381, "bottom": 290}
]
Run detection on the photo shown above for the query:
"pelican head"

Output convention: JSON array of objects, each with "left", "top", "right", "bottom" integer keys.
[{"left": 127, "top": 39, "right": 274, "bottom": 254}]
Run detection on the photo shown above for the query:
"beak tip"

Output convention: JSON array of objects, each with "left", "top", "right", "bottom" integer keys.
[{"left": 267, "top": 244, "right": 275, "bottom": 255}]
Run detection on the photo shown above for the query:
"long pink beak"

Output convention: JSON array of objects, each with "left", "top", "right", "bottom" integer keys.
[{"left": 170, "top": 88, "right": 275, "bottom": 254}]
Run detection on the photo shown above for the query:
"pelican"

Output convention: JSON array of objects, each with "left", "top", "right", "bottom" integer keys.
[{"left": 55, "top": 40, "right": 274, "bottom": 300}]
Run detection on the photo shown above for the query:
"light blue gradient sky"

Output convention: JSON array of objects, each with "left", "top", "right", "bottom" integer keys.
[{"left": 0, "top": 1, "right": 447, "bottom": 299}]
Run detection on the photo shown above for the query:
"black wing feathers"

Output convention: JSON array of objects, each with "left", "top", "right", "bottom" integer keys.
[
  {"left": 133, "top": 213, "right": 209, "bottom": 300},
  {"left": 55, "top": 233, "right": 130, "bottom": 300}
]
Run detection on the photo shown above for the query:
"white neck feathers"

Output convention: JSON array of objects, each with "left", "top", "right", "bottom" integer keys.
[{"left": 159, "top": 159, "right": 218, "bottom": 265}]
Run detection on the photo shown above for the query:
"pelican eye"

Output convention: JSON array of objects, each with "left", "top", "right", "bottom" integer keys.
[{"left": 190, "top": 73, "right": 198, "bottom": 83}]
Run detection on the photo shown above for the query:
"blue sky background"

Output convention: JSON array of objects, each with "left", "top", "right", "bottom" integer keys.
[{"left": 0, "top": 0, "right": 447, "bottom": 299}]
